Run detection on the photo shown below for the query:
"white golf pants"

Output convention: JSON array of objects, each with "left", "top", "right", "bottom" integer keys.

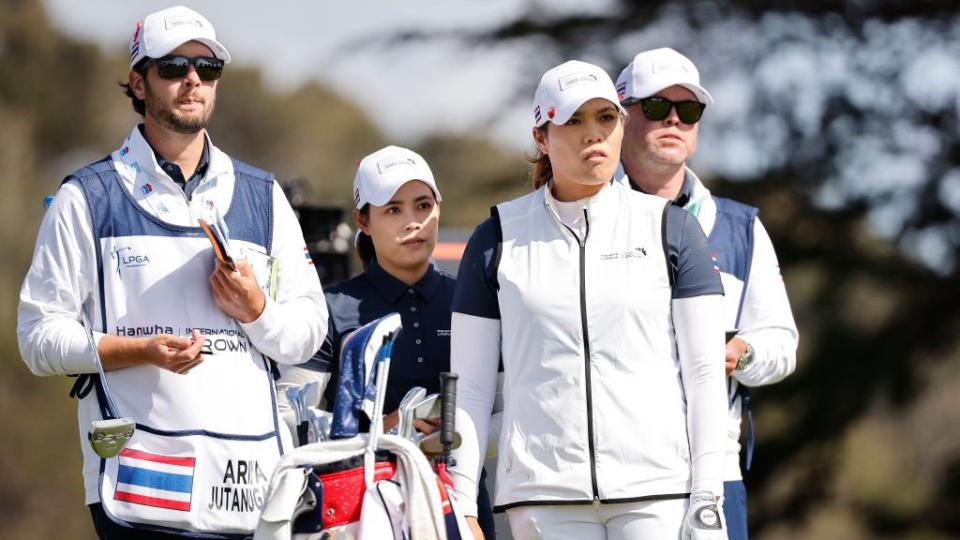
[{"left": 506, "top": 498, "right": 687, "bottom": 540}]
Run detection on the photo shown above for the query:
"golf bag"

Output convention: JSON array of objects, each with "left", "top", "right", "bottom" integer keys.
[{"left": 254, "top": 313, "right": 473, "bottom": 540}]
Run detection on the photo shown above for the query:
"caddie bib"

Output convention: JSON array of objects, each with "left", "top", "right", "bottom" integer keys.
[{"left": 72, "top": 154, "right": 283, "bottom": 536}]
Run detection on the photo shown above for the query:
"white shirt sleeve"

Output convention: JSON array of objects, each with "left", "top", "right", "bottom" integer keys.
[
  {"left": 449, "top": 312, "right": 500, "bottom": 517},
  {"left": 17, "top": 182, "right": 101, "bottom": 376},
  {"left": 673, "top": 294, "right": 727, "bottom": 496},
  {"left": 734, "top": 219, "right": 799, "bottom": 387},
  {"left": 239, "top": 182, "right": 328, "bottom": 365}
]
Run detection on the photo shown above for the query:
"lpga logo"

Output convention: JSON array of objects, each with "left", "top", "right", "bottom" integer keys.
[{"left": 111, "top": 246, "right": 152, "bottom": 278}]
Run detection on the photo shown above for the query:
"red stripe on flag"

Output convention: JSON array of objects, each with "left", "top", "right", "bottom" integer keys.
[
  {"left": 114, "top": 491, "right": 191, "bottom": 512},
  {"left": 119, "top": 448, "right": 196, "bottom": 467}
]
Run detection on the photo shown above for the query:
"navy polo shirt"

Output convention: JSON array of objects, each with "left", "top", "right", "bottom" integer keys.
[{"left": 306, "top": 260, "right": 456, "bottom": 414}]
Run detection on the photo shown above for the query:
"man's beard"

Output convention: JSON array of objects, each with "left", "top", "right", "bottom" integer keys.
[{"left": 143, "top": 79, "right": 214, "bottom": 134}]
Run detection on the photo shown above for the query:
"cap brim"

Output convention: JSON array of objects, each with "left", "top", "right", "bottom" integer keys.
[
  {"left": 678, "top": 83, "right": 712, "bottom": 106},
  {"left": 357, "top": 178, "right": 442, "bottom": 209},
  {"left": 149, "top": 36, "right": 231, "bottom": 63},
  {"left": 547, "top": 94, "right": 627, "bottom": 126},
  {"left": 622, "top": 80, "right": 714, "bottom": 106}
]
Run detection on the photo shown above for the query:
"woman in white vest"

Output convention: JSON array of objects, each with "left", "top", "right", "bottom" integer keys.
[{"left": 449, "top": 60, "right": 730, "bottom": 540}]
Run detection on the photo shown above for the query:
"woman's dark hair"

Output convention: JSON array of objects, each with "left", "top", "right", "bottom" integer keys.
[
  {"left": 355, "top": 204, "right": 376, "bottom": 269},
  {"left": 527, "top": 125, "right": 552, "bottom": 189},
  {"left": 119, "top": 59, "right": 150, "bottom": 116}
]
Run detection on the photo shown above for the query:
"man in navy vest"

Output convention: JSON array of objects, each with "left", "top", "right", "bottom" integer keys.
[
  {"left": 18, "top": 6, "right": 327, "bottom": 538},
  {"left": 615, "top": 47, "right": 799, "bottom": 540}
]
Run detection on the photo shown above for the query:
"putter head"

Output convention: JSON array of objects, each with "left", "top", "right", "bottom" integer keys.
[
  {"left": 88, "top": 417, "right": 136, "bottom": 458},
  {"left": 417, "top": 430, "right": 461, "bottom": 454}
]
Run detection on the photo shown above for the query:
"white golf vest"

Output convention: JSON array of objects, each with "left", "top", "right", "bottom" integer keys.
[{"left": 492, "top": 182, "right": 693, "bottom": 510}]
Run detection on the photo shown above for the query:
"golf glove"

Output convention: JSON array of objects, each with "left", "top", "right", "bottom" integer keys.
[{"left": 681, "top": 490, "right": 727, "bottom": 540}]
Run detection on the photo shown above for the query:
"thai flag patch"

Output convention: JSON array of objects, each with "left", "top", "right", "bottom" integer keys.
[
  {"left": 710, "top": 253, "right": 721, "bottom": 274},
  {"left": 114, "top": 448, "right": 196, "bottom": 512},
  {"left": 130, "top": 22, "right": 142, "bottom": 60},
  {"left": 303, "top": 246, "right": 313, "bottom": 265},
  {"left": 534, "top": 106, "right": 541, "bottom": 123},
  {"left": 616, "top": 81, "right": 627, "bottom": 101},
  {"left": 140, "top": 183, "right": 153, "bottom": 195}
]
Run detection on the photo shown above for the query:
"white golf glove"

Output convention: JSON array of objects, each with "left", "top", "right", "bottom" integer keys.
[{"left": 681, "top": 491, "right": 727, "bottom": 540}]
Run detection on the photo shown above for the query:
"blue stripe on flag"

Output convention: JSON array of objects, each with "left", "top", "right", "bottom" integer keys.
[{"left": 118, "top": 465, "right": 194, "bottom": 493}]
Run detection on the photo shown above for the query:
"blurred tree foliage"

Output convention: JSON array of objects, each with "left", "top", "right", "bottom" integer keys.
[
  {"left": 0, "top": 0, "right": 524, "bottom": 537},
  {"left": 382, "top": 1, "right": 960, "bottom": 538}
]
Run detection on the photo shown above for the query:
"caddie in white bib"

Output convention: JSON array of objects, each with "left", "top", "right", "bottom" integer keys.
[{"left": 71, "top": 140, "right": 285, "bottom": 536}]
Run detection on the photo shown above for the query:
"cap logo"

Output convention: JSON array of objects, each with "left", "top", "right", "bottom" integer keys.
[
  {"left": 377, "top": 157, "right": 416, "bottom": 174},
  {"left": 616, "top": 81, "right": 627, "bottom": 101},
  {"left": 547, "top": 106, "right": 556, "bottom": 119},
  {"left": 534, "top": 106, "right": 542, "bottom": 123},
  {"left": 354, "top": 188, "right": 361, "bottom": 206},
  {"left": 652, "top": 60, "right": 690, "bottom": 75},
  {"left": 164, "top": 16, "right": 203, "bottom": 30},
  {"left": 558, "top": 72, "right": 598, "bottom": 91},
  {"left": 130, "top": 21, "right": 142, "bottom": 59}
]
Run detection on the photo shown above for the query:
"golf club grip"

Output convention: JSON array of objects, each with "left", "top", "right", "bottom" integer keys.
[{"left": 439, "top": 372, "right": 458, "bottom": 446}]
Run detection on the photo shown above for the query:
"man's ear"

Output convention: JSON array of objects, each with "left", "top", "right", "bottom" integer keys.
[{"left": 128, "top": 70, "right": 147, "bottom": 100}]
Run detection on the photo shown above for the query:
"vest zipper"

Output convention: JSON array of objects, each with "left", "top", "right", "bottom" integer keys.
[{"left": 559, "top": 208, "right": 600, "bottom": 500}]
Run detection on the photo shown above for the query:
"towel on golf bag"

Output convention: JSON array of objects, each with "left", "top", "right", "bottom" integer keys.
[{"left": 254, "top": 434, "right": 468, "bottom": 539}]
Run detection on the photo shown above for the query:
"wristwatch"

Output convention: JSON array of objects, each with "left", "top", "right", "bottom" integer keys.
[
  {"left": 695, "top": 504, "right": 722, "bottom": 529},
  {"left": 735, "top": 343, "right": 755, "bottom": 371}
]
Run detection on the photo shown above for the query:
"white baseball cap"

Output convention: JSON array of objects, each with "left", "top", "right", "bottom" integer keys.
[
  {"left": 532, "top": 60, "right": 627, "bottom": 128},
  {"left": 616, "top": 47, "right": 713, "bottom": 105},
  {"left": 353, "top": 146, "right": 442, "bottom": 209},
  {"left": 129, "top": 6, "right": 231, "bottom": 69}
]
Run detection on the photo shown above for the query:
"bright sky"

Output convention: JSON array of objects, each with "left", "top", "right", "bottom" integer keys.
[{"left": 42, "top": 0, "right": 604, "bottom": 150}]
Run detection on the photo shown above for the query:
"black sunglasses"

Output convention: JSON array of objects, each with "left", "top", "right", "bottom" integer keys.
[
  {"left": 143, "top": 55, "right": 224, "bottom": 82},
  {"left": 628, "top": 96, "right": 705, "bottom": 124}
]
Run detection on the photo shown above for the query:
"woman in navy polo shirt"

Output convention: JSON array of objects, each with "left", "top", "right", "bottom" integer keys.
[{"left": 286, "top": 145, "right": 496, "bottom": 538}]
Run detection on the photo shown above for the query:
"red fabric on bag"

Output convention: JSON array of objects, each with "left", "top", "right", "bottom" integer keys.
[{"left": 319, "top": 461, "right": 397, "bottom": 528}]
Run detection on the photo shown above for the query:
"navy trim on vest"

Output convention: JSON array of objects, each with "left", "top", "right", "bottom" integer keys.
[
  {"left": 661, "top": 201, "right": 674, "bottom": 288},
  {"left": 67, "top": 158, "right": 274, "bottom": 247},
  {"left": 64, "top": 157, "right": 116, "bottom": 420},
  {"left": 489, "top": 206, "right": 503, "bottom": 291},
  {"left": 708, "top": 197, "right": 758, "bottom": 327},
  {"left": 135, "top": 423, "right": 278, "bottom": 441}
]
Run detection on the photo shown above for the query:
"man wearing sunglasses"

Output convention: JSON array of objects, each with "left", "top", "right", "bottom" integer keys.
[
  {"left": 17, "top": 6, "right": 328, "bottom": 539},
  {"left": 616, "top": 48, "right": 799, "bottom": 540}
]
